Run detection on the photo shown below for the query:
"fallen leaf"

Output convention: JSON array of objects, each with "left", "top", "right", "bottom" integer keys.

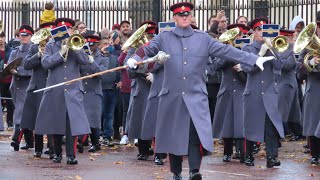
[
  {"left": 113, "top": 161, "right": 124, "bottom": 165},
  {"left": 89, "top": 157, "right": 95, "bottom": 161},
  {"left": 309, "top": 173, "right": 314, "bottom": 177},
  {"left": 155, "top": 175, "right": 164, "bottom": 179},
  {"left": 75, "top": 175, "right": 83, "bottom": 180}
]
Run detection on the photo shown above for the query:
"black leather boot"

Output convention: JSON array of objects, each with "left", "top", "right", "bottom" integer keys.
[
  {"left": 53, "top": 154, "right": 62, "bottom": 163},
  {"left": 10, "top": 141, "right": 19, "bottom": 151},
  {"left": 244, "top": 154, "right": 255, "bottom": 166},
  {"left": 67, "top": 156, "right": 78, "bottom": 165},
  {"left": 222, "top": 155, "right": 231, "bottom": 162},
  {"left": 311, "top": 156, "right": 319, "bottom": 165},
  {"left": 267, "top": 156, "right": 281, "bottom": 168}
]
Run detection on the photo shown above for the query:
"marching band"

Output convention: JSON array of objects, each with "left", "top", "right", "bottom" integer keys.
[{"left": 1, "top": 1, "right": 320, "bottom": 180}]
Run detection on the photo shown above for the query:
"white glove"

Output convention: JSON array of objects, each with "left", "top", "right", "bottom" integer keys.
[
  {"left": 309, "top": 58, "right": 317, "bottom": 66},
  {"left": 60, "top": 44, "right": 68, "bottom": 56},
  {"left": 146, "top": 73, "right": 154, "bottom": 83},
  {"left": 127, "top": 58, "right": 138, "bottom": 69},
  {"left": 10, "top": 69, "right": 18, "bottom": 74},
  {"left": 233, "top": 64, "right": 243, "bottom": 72},
  {"left": 256, "top": 56, "right": 274, "bottom": 71},
  {"left": 88, "top": 55, "right": 94, "bottom": 64},
  {"left": 258, "top": 43, "right": 270, "bottom": 57}
]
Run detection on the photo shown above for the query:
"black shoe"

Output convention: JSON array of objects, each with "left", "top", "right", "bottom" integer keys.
[
  {"left": 189, "top": 171, "right": 202, "bottom": 180},
  {"left": 253, "top": 144, "right": 260, "bottom": 154},
  {"left": 44, "top": 149, "right": 50, "bottom": 155},
  {"left": 154, "top": 156, "right": 164, "bottom": 165},
  {"left": 10, "top": 141, "right": 19, "bottom": 151},
  {"left": 311, "top": 156, "right": 319, "bottom": 165},
  {"left": 232, "top": 149, "right": 241, "bottom": 159},
  {"left": 20, "top": 144, "right": 34, "bottom": 150},
  {"left": 53, "top": 154, "right": 62, "bottom": 163},
  {"left": 34, "top": 151, "right": 42, "bottom": 158},
  {"left": 67, "top": 156, "right": 78, "bottom": 165},
  {"left": 173, "top": 173, "right": 182, "bottom": 180},
  {"left": 88, "top": 144, "right": 101, "bottom": 152},
  {"left": 77, "top": 143, "right": 84, "bottom": 153},
  {"left": 244, "top": 154, "right": 255, "bottom": 166},
  {"left": 48, "top": 148, "right": 54, "bottom": 159},
  {"left": 303, "top": 144, "right": 309, "bottom": 148},
  {"left": 267, "top": 156, "right": 281, "bottom": 168},
  {"left": 137, "top": 154, "right": 149, "bottom": 160},
  {"left": 148, "top": 148, "right": 154, "bottom": 156},
  {"left": 222, "top": 155, "right": 231, "bottom": 162}
]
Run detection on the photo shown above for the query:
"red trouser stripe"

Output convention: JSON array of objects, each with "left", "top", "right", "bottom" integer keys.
[
  {"left": 82, "top": 134, "right": 88, "bottom": 143},
  {"left": 74, "top": 137, "right": 78, "bottom": 157},
  {"left": 18, "top": 129, "right": 24, "bottom": 143}
]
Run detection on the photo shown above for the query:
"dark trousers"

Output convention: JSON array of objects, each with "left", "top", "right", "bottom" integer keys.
[
  {"left": 138, "top": 139, "right": 152, "bottom": 155},
  {"left": 12, "top": 124, "right": 33, "bottom": 145},
  {"left": 170, "top": 120, "right": 202, "bottom": 174},
  {"left": 309, "top": 136, "right": 320, "bottom": 157},
  {"left": 102, "top": 89, "right": 117, "bottom": 139},
  {"left": 0, "top": 82, "right": 14, "bottom": 126},
  {"left": 53, "top": 114, "right": 76, "bottom": 157},
  {"left": 120, "top": 92, "right": 130, "bottom": 134},
  {"left": 79, "top": 128, "right": 100, "bottom": 146},
  {"left": 246, "top": 115, "right": 279, "bottom": 157},
  {"left": 35, "top": 134, "right": 54, "bottom": 152},
  {"left": 113, "top": 90, "right": 123, "bottom": 138},
  {"left": 223, "top": 138, "right": 244, "bottom": 156}
]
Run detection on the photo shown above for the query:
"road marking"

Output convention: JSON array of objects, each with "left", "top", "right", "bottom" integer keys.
[{"left": 183, "top": 168, "right": 252, "bottom": 177}]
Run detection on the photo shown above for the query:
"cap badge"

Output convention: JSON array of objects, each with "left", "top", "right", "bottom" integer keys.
[{"left": 181, "top": 6, "right": 185, "bottom": 10}]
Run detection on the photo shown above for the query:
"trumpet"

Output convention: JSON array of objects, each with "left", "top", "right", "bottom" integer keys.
[{"left": 62, "top": 30, "right": 86, "bottom": 60}]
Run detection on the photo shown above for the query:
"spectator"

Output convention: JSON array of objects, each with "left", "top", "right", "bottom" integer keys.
[
  {"left": 236, "top": 15, "right": 248, "bottom": 25},
  {"left": 40, "top": 2, "right": 56, "bottom": 24}
]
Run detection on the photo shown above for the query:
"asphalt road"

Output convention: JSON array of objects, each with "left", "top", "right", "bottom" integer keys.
[{"left": 1, "top": 132, "right": 320, "bottom": 180}]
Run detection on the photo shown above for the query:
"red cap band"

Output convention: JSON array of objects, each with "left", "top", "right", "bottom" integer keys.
[
  {"left": 253, "top": 21, "right": 267, "bottom": 29},
  {"left": 57, "top": 21, "right": 73, "bottom": 28},
  {"left": 173, "top": 6, "right": 191, "bottom": 14},
  {"left": 20, "top": 29, "right": 33, "bottom": 35}
]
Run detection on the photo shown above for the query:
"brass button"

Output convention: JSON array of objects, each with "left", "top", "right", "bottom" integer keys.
[
  {"left": 64, "top": 66, "right": 67, "bottom": 68},
  {"left": 85, "top": 82, "right": 88, "bottom": 85},
  {"left": 183, "top": 77, "right": 186, "bottom": 80},
  {"left": 17, "top": 78, "right": 19, "bottom": 80},
  {"left": 234, "top": 79, "right": 236, "bottom": 81},
  {"left": 64, "top": 77, "right": 67, "bottom": 80},
  {"left": 17, "top": 88, "right": 19, "bottom": 90},
  {"left": 184, "top": 47, "right": 187, "bottom": 50},
  {"left": 84, "top": 91, "right": 87, "bottom": 94},
  {"left": 262, "top": 92, "right": 264, "bottom": 95},
  {"left": 275, "top": 82, "right": 277, "bottom": 85},
  {"left": 182, "top": 92, "right": 185, "bottom": 95},
  {"left": 184, "top": 62, "right": 187, "bottom": 65},
  {"left": 234, "top": 90, "right": 236, "bottom": 92},
  {"left": 64, "top": 89, "right": 67, "bottom": 92},
  {"left": 261, "top": 81, "right": 264, "bottom": 83},
  {"left": 87, "top": 73, "right": 89, "bottom": 75}
]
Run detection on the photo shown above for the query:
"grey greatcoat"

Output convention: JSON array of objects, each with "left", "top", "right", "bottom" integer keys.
[
  {"left": 20, "top": 44, "right": 48, "bottom": 130},
  {"left": 298, "top": 50, "right": 320, "bottom": 137},
  {"left": 134, "top": 26, "right": 259, "bottom": 155},
  {"left": 241, "top": 40, "right": 285, "bottom": 142},
  {"left": 124, "top": 47, "right": 136, "bottom": 133},
  {"left": 212, "top": 58, "right": 246, "bottom": 138},
  {"left": 276, "top": 44, "right": 301, "bottom": 125},
  {"left": 8, "top": 43, "right": 32, "bottom": 125},
  {"left": 141, "top": 64, "right": 164, "bottom": 140},
  {"left": 35, "top": 40, "right": 91, "bottom": 136},
  {"left": 80, "top": 51, "right": 108, "bottom": 128},
  {"left": 127, "top": 61, "right": 151, "bottom": 139}
]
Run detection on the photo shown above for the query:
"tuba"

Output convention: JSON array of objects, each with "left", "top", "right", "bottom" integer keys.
[
  {"left": 294, "top": 22, "right": 320, "bottom": 72},
  {"left": 31, "top": 28, "right": 51, "bottom": 48},
  {"left": 219, "top": 27, "right": 240, "bottom": 46},
  {"left": 122, "top": 24, "right": 149, "bottom": 50}
]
